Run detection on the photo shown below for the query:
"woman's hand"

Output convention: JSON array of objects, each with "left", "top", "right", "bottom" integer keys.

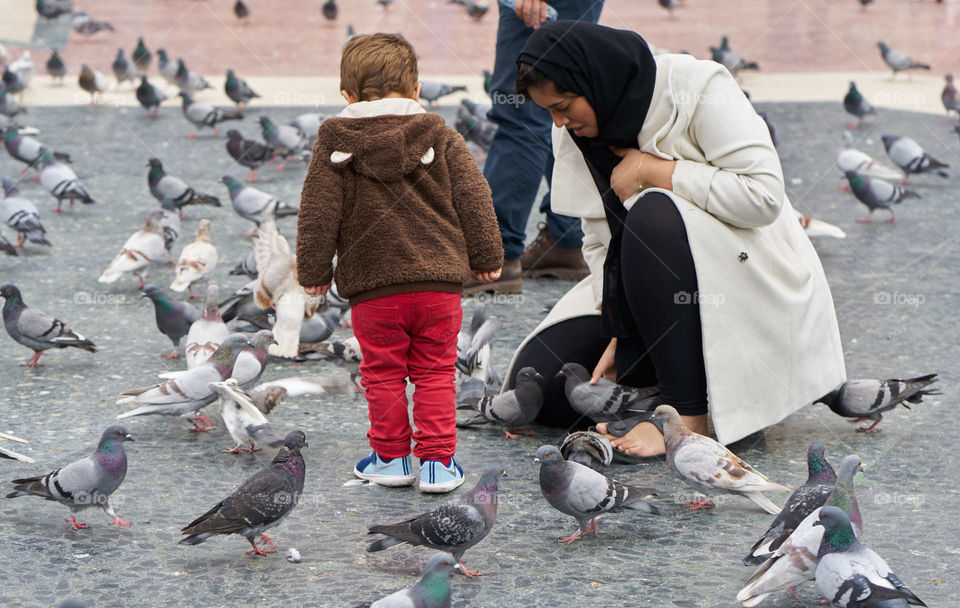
[
  {"left": 610, "top": 147, "right": 675, "bottom": 202},
  {"left": 590, "top": 337, "right": 617, "bottom": 385},
  {"left": 514, "top": 0, "right": 551, "bottom": 28}
]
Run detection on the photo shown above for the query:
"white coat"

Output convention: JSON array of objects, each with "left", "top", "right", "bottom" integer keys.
[{"left": 505, "top": 53, "right": 846, "bottom": 445}]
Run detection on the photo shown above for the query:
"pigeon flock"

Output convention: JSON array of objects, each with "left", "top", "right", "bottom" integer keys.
[{"left": 0, "top": 2, "right": 953, "bottom": 607}]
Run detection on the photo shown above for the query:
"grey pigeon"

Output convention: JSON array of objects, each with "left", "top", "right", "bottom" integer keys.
[
  {"left": 157, "top": 49, "right": 177, "bottom": 85},
  {"left": 298, "top": 307, "right": 340, "bottom": 342},
  {"left": 258, "top": 116, "right": 308, "bottom": 168},
  {"left": 136, "top": 75, "right": 167, "bottom": 118},
  {"left": 230, "top": 329, "right": 274, "bottom": 390},
  {"left": 140, "top": 284, "right": 200, "bottom": 358},
  {"left": 116, "top": 334, "right": 252, "bottom": 430},
  {"left": 297, "top": 336, "right": 362, "bottom": 390},
  {"left": 234, "top": 0, "right": 251, "bottom": 21},
  {"left": 454, "top": 99, "right": 496, "bottom": 151},
  {"left": 709, "top": 36, "right": 759, "bottom": 76},
  {"left": 45, "top": 50, "right": 67, "bottom": 84},
  {"left": 659, "top": 0, "right": 679, "bottom": 17},
  {"left": 4, "top": 124, "right": 71, "bottom": 175},
  {"left": 737, "top": 455, "right": 864, "bottom": 607},
  {"left": 419, "top": 80, "right": 467, "bottom": 105},
  {"left": 210, "top": 378, "right": 284, "bottom": 453},
  {"left": 6, "top": 426, "right": 133, "bottom": 530},
  {"left": 556, "top": 362, "right": 659, "bottom": 423},
  {"left": 218, "top": 280, "right": 265, "bottom": 323},
  {"left": 179, "top": 92, "right": 243, "bottom": 138},
  {"left": 359, "top": 552, "right": 458, "bottom": 608},
  {"left": 221, "top": 175, "right": 297, "bottom": 233},
  {"left": 654, "top": 405, "right": 788, "bottom": 514},
  {"left": 174, "top": 58, "right": 212, "bottom": 94},
  {"left": 560, "top": 430, "right": 614, "bottom": 471},
  {"left": 37, "top": 147, "right": 94, "bottom": 213},
  {"left": 843, "top": 170, "right": 918, "bottom": 223},
  {"left": 941, "top": 74, "right": 958, "bottom": 115},
  {"left": 289, "top": 112, "right": 325, "bottom": 144},
  {"left": 881, "top": 135, "right": 949, "bottom": 179},
  {"left": 455, "top": 302, "right": 500, "bottom": 375},
  {"left": 72, "top": 12, "right": 114, "bottom": 36},
  {"left": 132, "top": 37, "right": 151, "bottom": 72},
  {"left": 0, "top": 83, "right": 23, "bottom": 118},
  {"left": 743, "top": 442, "right": 837, "bottom": 566},
  {"left": 2, "top": 178, "right": 50, "bottom": 248},
  {"left": 225, "top": 69, "right": 259, "bottom": 107},
  {"left": 179, "top": 431, "right": 307, "bottom": 555},
  {"left": 0, "top": 283, "right": 96, "bottom": 367},
  {"left": 843, "top": 81, "right": 875, "bottom": 129},
  {"left": 534, "top": 444, "right": 658, "bottom": 543},
  {"left": 817, "top": 374, "right": 939, "bottom": 433},
  {"left": 877, "top": 42, "right": 929, "bottom": 79},
  {"left": 457, "top": 366, "right": 543, "bottom": 437},
  {"left": 1, "top": 67, "right": 27, "bottom": 96},
  {"left": 112, "top": 48, "right": 135, "bottom": 85},
  {"left": 37, "top": 0, "right": 70, "bottom": 20},
  {"left": 367, "top": 467, "right": 505, "bottom": 577},
  {"left": 147, "top": 158, "right": 220, "bottom": 213},
  {"left": 322, "top": 0, "right": 338, "bottom": 20},
  {"left": 230, "top": 246, "right": 259, "bottom": 277},
  {"left": 225, "top": 129, "right": 275, "bottom": 182},
  {"left": 814, "top": 507, "right": 926, "bottom": 608}
]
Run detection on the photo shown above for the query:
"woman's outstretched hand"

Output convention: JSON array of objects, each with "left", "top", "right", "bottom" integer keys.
[
  {"left": 590, "top": 337, "right": 617, "bottom": 385},
  {"left": 514, "top": 0, "right": 552, "bottom": 28}
]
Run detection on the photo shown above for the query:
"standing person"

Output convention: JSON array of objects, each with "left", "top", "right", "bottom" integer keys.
[
  {"left": 296, "top": 34, "right": 503, "bottom": 493},
  {"left": 464, "top": 0, "right": 603, "bottom": 295}
]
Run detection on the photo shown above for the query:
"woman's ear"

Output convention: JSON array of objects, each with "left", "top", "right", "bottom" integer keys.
[{"left": 341, "top": 89, "right": 359, "bottom": 104}]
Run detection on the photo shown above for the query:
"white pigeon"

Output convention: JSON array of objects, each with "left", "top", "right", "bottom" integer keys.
[
  {"left": 98, "top": 210, "right": 167, "bottom": 288},
  {"left": 185, "top": 283, "right": 229, "bottom": 369},
  {"left": 209, "top": 378, "right": 283, "bottom": 453},
  {"left": 9, "top": 50, "right": 35, "bottom": 85},
  {"left": 170, "top": 219, "right": 218, "bottom": 298},
  {"left": 289, "top": 112, "right": 325, "bottom": 144},
  {"left": 837, "top": 131, "right": 904, "bottom": 184}
]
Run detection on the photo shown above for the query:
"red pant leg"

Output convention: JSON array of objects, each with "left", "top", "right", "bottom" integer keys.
[
  {"left": 406, "top": 292, "right": 462, "bottom": 461},
  {"left": 352, "top": 295, "right": 413, "bottom": 459}
]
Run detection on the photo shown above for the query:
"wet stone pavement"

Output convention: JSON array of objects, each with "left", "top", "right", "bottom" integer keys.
[{"left": 0, "top": 102, "right": 957, "bottom": 607}]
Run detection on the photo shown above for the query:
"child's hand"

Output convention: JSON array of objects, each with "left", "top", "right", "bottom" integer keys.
[
  {"left": 303, "top": 284, "right": 330, "bottom": 296},
  {"left": 471, "top": 268, "right": 502, "bottom": 284}
]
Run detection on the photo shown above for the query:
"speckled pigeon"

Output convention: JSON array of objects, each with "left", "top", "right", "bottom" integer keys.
[
  {"left": 45, "top": 50, "right": 67, "bottom": 83},
  {"left": 816, "top": 374, "right": 939, "bottom": 432},
  {"left": 221, "top": 175, "right": 297, "bottom": 233},
  {"left": 418, "top": 81, "right": 467, "bottom": 105},
  {"left": 179, "top": 431, "right": 307, "bottom": 555},
  {"left": 97, "top": 209, "right": 166, "bottom": 288},
  {"left": 225, "top": 130, "right": 275, "bottom": 182},
  {"left": 185, "top": 282, "right": 229, "bottom": 369},
  {"left": 258, "top": 116, "right": 308, "bottom": 169},
  {"left": 736, "top": 455, "right": 864, "bottom": 607},
  {"left": 743, "top": 442, "right": 836, "bottom": 566},
  {"left": 844, "top": 171, "right": 918, "bottom": 223},
  {"left": 367, "top": 467, "right": 505, "bottom": 577},
  {"left": 654, "top": 405, "right": 788, "bottom": 514},
  {"left": 560, "top": 431, "right": 614, "bottom": 471},
  {"left": 210, "top": 378, "right": 283, "bottom": 453},
  {"left": 225, "top": 69, "right": 259, "bottom": 107},
  {"left": 179, "top": 92, "right": 243, "bottom": 138},
  {"left": 132, "top": 37, "right": 151, "bottom": 72},
  {"left": 139, "top": 283, "right": 200, "bottom": 358},
  {"left": 6, "top": 426, "right": 133, "bottom": 530},
  {"left": 0, "top": 283, "right": 95, "bottom": 366},
  {"left": 2, "top": 178, "right": 50, "bottom": 248},
  {"left": 112, "top": 48, "right": 135, "bottom": 85},
  {"left": 37, "top": 147, "right": 94, "bottom": 213},
  {"left": 157, "top": 49, "right": 177, "bottom": 85},
  {"left": 359, "top": 552, "right": 458, "bottom": 608},
  {"left": 877, "top": 42, "right": 929, "bottom": 79},
  {"left": 881, "top": 135, "right": 948, "bottom": 179},
  {"left": 457, "top": 366, "right": 543, "bottom": 438},
  {"left": 843, "top": 81, "right": 875, "bottom": 129},
  {"left": 535, "top": 444, "right": 659, "bottom": 543},
  {"left": 174, "top": 58, "right": 211, "bottom": 94},
  {"left": 147, "top": 158, "right": 220, "bottom": 213},
  {"left": 556, "top": 362, "right": 659, "bottom": 423},
  {"left": 136, "top": 75, "right": 166, "bottom": 118}
]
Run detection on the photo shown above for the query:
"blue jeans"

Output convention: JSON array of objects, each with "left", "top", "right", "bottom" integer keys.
[{"left": 483, "top": 0, "right": 604, "bottom": 260}]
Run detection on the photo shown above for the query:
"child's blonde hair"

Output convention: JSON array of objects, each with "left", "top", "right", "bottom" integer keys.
[{"left": 340, "top": 33, "right": 419, "bottom": 101}]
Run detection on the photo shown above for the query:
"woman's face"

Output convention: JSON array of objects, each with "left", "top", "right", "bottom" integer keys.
[{"left": 527, "top": 82, "right": 599, "bottom": 138}]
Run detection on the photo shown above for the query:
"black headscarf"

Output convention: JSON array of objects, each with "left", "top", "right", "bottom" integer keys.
[{"left": 518, "top": 21, "right": 657, "bottom": 338}]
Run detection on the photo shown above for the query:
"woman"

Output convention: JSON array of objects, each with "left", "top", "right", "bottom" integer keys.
[{"left": 502, "top": 22, "right": 846, "bottom": 457}]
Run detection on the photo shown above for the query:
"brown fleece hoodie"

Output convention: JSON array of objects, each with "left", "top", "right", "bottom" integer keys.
[{"left": 296, "top": 102, "right": 503, "bottom": 304}]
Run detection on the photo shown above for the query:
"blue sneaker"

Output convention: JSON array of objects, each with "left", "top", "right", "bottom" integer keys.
[
  {"left": 354, "top": 451, "right": 416, "bottom": 487},
  {"left": 419, "top": 457, "right": 465, "bottom": 493}
]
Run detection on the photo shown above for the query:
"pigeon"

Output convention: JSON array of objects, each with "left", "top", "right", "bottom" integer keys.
[
  {"left": 560, "top": 430, "right": 614, "bottom": 471},
  {"left": 136, "top": 75, "right": 167, "bottom": 118},
  {"left": 842, "top": 82, "right": 875, "bottom": 129},
  {"left": 140, "top": 284, "right": 201, "bottom": 358},
  {"left": 146, "top": 158, "right": 221, "bottom": 213},
  {"left": 175, "top": 58, "right": 212, "bottom": 94},
  {"left": 179, "top": 431, "right": 307, "bottom": 555},
  {"left": 78, "top": 64, "right": 109, "bottom": 103},
  {"left": 736, "top": 455, "right": 864, "bottom": 607},
  {"left": 112, "top": 49, "right": 136, "bottom": 86},
  {"left": 322, "top": 0, "right": 338, "bottom": 20},
  {"left": 0, "top": 283, "right": 96, "bottom": 367},
  {"left": 465, "top": 0, "right": 489, "bottom": 19},
  {"left": 658, "top": 0, "right": 679, "bottom": 18},
  {"left": 709, "top": 36, "right": 759, "bottom": 77},
  {"left": 116, "top": 334, "right": 252, "bottom": 429},
  {"left": 418, "top": 81, "right": 467, "bottom": 105},
  {"left": 210, "top": 378, "right": 284, "bottom": 453},
  {"left": 300, "top": 336, "right": 362, "bottom": 389},
  {"left": 179, "top": 92, "right": 243, "bottom": 138},
  {"left": 816, "top": 374, "right": 939, "bottom": 433},
  {"left": 37, "top": 0, "right": 70, "bottom": 20},
  {"left": 234, "top": 0, "right": 251, "bottom": 21},
  {"left": 289, "top": 113, "right": 325, "bottom": 144},
  {"left": 8, "top": 50, "right": 33, "bottom": 84},
  {"left": 225, "top": 69, "right": 260, "bottom": 107},
  {"left": 157, "top": 199, "right": 180, "bottom": 260},
  {"left": 230, "top": 245, "right": 259, "bottom": 277},
  {"left": 877, "top": 42, "right": 929, "bottom": 79},
  {"left": 454, "top": 99, "right": 496, "bottom": 151},
  {"left": 132, "top": 37, "right": 151, "bottom": 72},
  {"left": 654, "top": 405, "right": 788, "bottom": 514},
  {"left": 534, "top": 445, "right": 658, "bottom": 543},
  {"left": 456, "top": 302, "right": 500, "bottom": 375},
  {"left": 367, "top": 467, "right": 505, "bottom": 577},
  {"left": 844, "top": 170, "right": 918, "bottom": 224},
  {"left": 1, "top": 67, "right": 27, "bottom": 98},
  {"left": 837, "top": 131, "right": 905, "bottom": 183},
  {"left": 359, "top": 552, "right": 458, "bottom": 608},
  {"left": 941, "top": 74, "right": 959, "bottom": 116},
  {"left": 185, "top": 283, "right": 229, "bottom": 369},
  {"left": 6, "top": 426, "right": 133, "bottom": 530},
  {"left": 36, "top": 147, "right": 93, "bottom": 213},
  {"left": 0, "top": 83, "right": 23, "bottom": 118},
  {"left": 4, "top": 125, "right": 72, "bottom": 177},
  {"left": 343, "top": 24, "right": 357, "bottom": 48},
  {"left": 858, "top": 0, "right": 873, "bottom": 10},
  {"left": 555, "top": 362, "right": 659, "bottom": 423},
  {"left": 796, "top": 211, "right": 846, "bottom": 239},
  {"left": 258, "top": 116, "right": 308, "bottom": 168},
  {"left": 170, "top": 219, "right": 218, "bottom": 298},
  {"left": 225, "top": 130, "right": 275, "bottom": 182},
  {"left": 222, "top": 175, "right": 297, "bottom": 233},
  {"left": 98, "top": 210, "right": 167, "bottom": 288},
  {"left": 231, "top": 329, "right": 274, "bottom": 389},
  {"left": 743, "top": 442, "right": 837, "bottom": 566},
  {"left": 0, "top": 234, "right": 16, "bottom": 256},
  {"left": 457, "top": 366, "right": 543, "bottom": 438},
  {"left": 297, "top": 307, "right": 340, "bottom": 342},
  {"left": 218, "top": 280, "right": 265, "bottom": 323},
  {"left": 45, "top": 50, "right": 67, "bottom": 84},
  {"left": 72, "top": 12, "right": 114, "bottom": 36},
  {"left": 157, "top": 49, "right": 178, "bottom": 86},
  {"left": 881, "top": 135, "right": 949, "bottom": 179},
  {"left": 1, "top": 178, "right": 50, "bottom": 248},
  {"left": 0, "top": 430, "right": 33, "bottom": 463},
  {"left": 251, "top": 374, "right": 350, "bottom": 403},
  {"left": 813, "top": 507, "right": 926, "bottom": 608}
]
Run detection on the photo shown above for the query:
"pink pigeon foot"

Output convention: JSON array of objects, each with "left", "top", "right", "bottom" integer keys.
[
  {"left": 163, "top": 350, "right": 180, "bottom": 359},
  {"left": 456, "top": 563, "right": 483, "bottom": 577},
  {"left": 66, "top": 515, "right": 88, "bottom": 530},
  {"left": 557, "top": 529, "right": 583, "bottom": 544},
  {"left": 246, "top": 545, "right": 274, "bottom": 556},
  {"left": 504, "top": 429, "right": 537, "bottom": 439},
  {"left": 243, "top": 229, "right": 258, "bottom": 237},
  {"left": 30, "top": 174, "right": 41, "bottom": 182},
  {"left": 52, "top": 206, "right": 63, "bottom": 214},
  {"left": 193, "top": 414, "right": 216, "bottom": 427},
  {"left": 187, "top": 133, "right": 198, "bottom": 139},
  {"left": 857, "top": 216, "right": 872, "bottom": 223},
  {"left": 189, "top": 421, "right": 214, "bottom": 432},
  {"left": 111, "top": 515, "right": 131, "bottom": 528},
  {"left": 22, "top": 351, "right": 44, "bottom": 367},
  {"left": 274, "top": 163, "right": 286, "bottom": 171},
  {"left": 257, "top": 534, "right": 276, "bottom": 550},
  {"left": 683, "top": 498, "right": 715, "bottom": 511},
  {"left": 839, "top": 183, "right": 850, "bottom": 191},
  {"left": 246, "top": 170, "right": 257, "bottom": 182}
]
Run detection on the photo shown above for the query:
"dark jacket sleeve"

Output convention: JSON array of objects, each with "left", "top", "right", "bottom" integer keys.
[
  {"left": 444, "top": 132, "right": 504, "bottom": 272},
  {"left": 296, "top": 141, "right": 343, "bottom": 287}
]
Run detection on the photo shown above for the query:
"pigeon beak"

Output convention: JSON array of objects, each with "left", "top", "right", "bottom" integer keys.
[
  {"left": 452, "top": 563, "right": 463, "bottom": 574},
  {"left": 302, "top": 440, "right": 309, "bottom": 447},
  {"left": 123, "top": 434, "right": 134, "bottom": 442},
  {"left": 533, "top": 457, "right": 540, "bottom": 464},
  {"left": 812, "top": 520, "right": 823, "bottom": 528},
  {"left": 554, "top": 370, "right": 564, "bottom": 378}
]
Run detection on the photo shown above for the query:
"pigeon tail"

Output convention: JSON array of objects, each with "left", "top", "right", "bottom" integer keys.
[
  {"left": 6, "top": 476, "right": 54, "bottom": 500},
  {"left": 366, "top": 536, "right": 408, "bottom": 552},
  {"left": 178, "top": 532, "right": 215, "bottom": 545},
  {"left": 745, "top": 492, "right": 782, "bottom": 515}
]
